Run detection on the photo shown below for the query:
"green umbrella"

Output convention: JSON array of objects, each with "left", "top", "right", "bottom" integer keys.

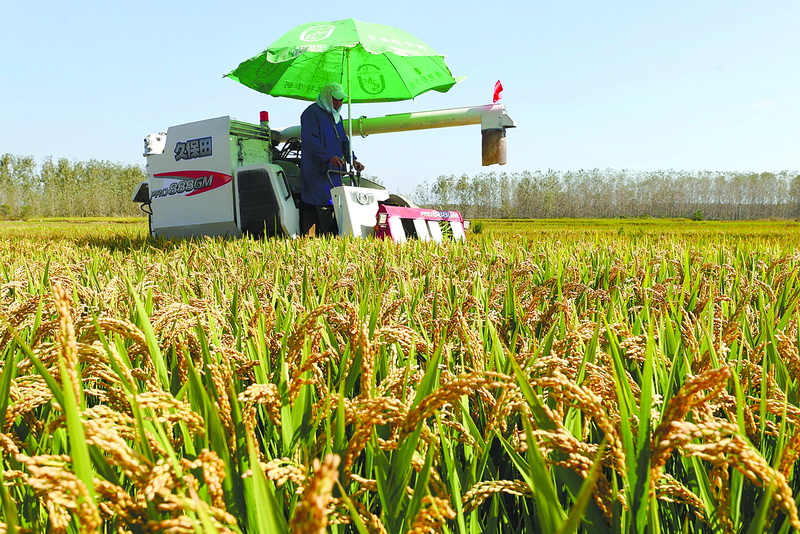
[{"left": 225, "top": 18, "right": 461, "bottom": 103}]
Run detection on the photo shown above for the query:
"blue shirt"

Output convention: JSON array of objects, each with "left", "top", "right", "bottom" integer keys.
[{"left": 299, "top": 103, "right": 355, "bottom": 206}]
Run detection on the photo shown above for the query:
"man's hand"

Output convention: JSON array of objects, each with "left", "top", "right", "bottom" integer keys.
[
  {"left": 353, "top": 160, "right": 365, "bottom": 172},
  {"left": 329, "top": 156, "right": 346, "bottom": 168}
]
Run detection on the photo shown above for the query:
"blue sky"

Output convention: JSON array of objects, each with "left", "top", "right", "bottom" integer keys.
[{"left": 2, "top": 1, "right": 798, "bottom": 195}]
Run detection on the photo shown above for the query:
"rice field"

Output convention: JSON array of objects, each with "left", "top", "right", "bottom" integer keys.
[{"left": 1, "top": 218, "right": 800, "bottom": 533}]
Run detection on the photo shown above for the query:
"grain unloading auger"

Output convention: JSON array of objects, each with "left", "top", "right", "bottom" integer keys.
[{"left": 132, "top": 104, "right": 515, "bottom": 241}]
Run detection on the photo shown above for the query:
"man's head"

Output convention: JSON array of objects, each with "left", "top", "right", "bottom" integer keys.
[
  {"left": 327, "top": 84, "right": 347, "bottom": 109},
  {"left": 317, "top": 83, "right": 348, "bottom": 121}
]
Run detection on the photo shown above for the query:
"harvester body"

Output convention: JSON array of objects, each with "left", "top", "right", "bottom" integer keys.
[{"left": 133, "top": 104, "right": 515, "bottom": 241}]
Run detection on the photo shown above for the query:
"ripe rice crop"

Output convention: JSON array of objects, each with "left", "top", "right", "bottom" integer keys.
[{"left": 1, "top": 218, "right": 800, "bottom": 533}]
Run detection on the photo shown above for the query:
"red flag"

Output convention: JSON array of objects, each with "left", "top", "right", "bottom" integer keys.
[{"left": 492, "top": 80, "right": 503, "bottom": 103}]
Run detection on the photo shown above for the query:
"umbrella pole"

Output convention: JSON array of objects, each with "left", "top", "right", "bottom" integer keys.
[{"left": 346, "top": 48, "right": 354, "bottom": 173}]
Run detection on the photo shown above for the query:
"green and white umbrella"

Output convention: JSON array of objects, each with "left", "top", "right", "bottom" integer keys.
[{"left": 226, "top": 18, "right": 461, "bottom": 103}]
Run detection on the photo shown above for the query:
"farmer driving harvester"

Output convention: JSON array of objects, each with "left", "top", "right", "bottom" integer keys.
[{"left": 299, "top": 83, "right": 366, "bottom": 236}]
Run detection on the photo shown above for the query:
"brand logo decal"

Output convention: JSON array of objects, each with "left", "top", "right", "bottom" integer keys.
[
  {"left": 420, "top": 209, "right": 455, "bottom": 220},
  {"left": 357, "top": 64, "right": 385, "bottom": 95},
  {"left": 150, "top": 170, "right": 232, "bottom": 199},
  {"left": 352, "top": 191, "right": 375, "bottom": 205},
  {"left": 174, "top": 136, "right": 212, "bottom": 161},
  {"left": 300, "top": 25, "right": 335, "bottom": 42}
]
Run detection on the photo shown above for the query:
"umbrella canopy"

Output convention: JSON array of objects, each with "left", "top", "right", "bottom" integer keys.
[{"left": 225, "top": 18, "right": 461, "bottom": 103}]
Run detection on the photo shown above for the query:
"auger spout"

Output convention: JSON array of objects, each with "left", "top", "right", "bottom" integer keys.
[{"left": 273, "top": 103, "right": 516, "bottom": 166}]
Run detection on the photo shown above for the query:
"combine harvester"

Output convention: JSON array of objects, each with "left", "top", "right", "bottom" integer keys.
[{"left": 132, "top": 104, "right": 515, "bottom": 242}]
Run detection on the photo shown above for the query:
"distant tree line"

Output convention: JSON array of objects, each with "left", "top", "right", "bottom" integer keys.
[
  {"left": 412, "top": 169, "right": 800, "bottom": 220},
  {"left": 0, "top": 154, "right": 146, "bottom": 219},
  {"left": 3, "top": 155, "right": 799, "bottom": 221}
]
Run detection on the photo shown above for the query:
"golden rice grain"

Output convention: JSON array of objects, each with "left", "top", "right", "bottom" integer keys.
[
  {"left": 400, "top": 372, "right": 512, "bottom": 439},
  {"left": 289, "top": 453, "right": 341, "bottom": 534},
  {"left": 462, "top": 479, "right": 531, "bottom": 513},
  {"left": 406, "top": 495, "right": 456, "bottom": 534}
]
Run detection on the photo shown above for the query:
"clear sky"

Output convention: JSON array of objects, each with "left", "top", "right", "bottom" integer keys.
[{"left": 2, "top": 1, "right": 798, "bottom": 195}]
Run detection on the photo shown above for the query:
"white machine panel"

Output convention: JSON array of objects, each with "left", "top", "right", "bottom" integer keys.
[
  {"left": 146, "top": 117, "right": 239, "bottom": 238},
  {"left": 331, "top": 185, "right": 390, "bottom": 238}
]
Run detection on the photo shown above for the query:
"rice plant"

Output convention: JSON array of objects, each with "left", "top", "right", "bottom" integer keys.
[{"left": 0, "top": 219, "right": 799, "bottom": 533}]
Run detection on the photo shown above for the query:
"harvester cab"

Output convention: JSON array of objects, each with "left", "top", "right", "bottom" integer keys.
[{"left": 132, "top": 104, "right": 515, "bottom": 241}]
